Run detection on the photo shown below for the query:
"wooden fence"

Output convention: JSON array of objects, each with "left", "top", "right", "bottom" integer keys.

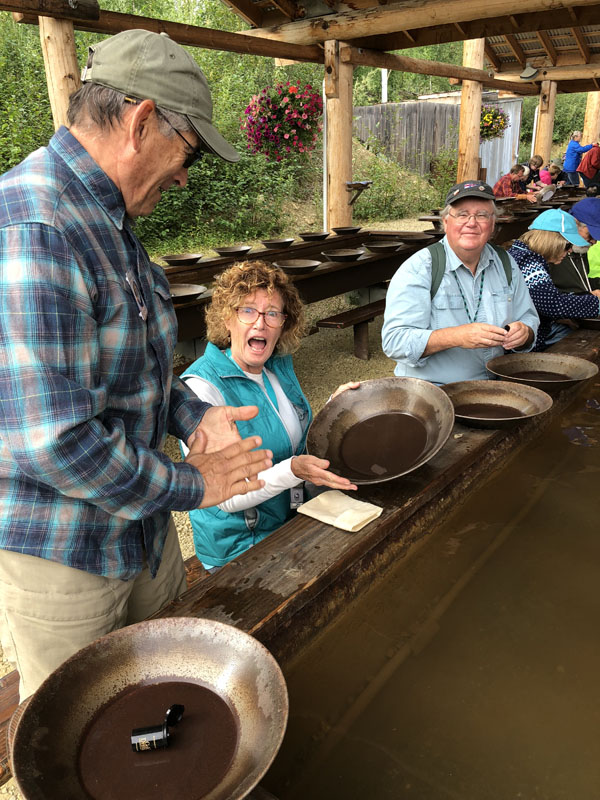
[{"left": 353, "top": 101, "right": 460, "bottom": 175}]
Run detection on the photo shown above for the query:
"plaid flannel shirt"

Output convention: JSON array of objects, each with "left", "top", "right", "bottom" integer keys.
[{"left": 0, "top": 127, "right": 209, "bottom": 579}]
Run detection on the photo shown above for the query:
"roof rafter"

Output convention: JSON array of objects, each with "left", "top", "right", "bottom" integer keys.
[
  {"left": 504, "top": 33, "right": 526, "bottom": 67},
  {"left": 536, "top": 30, "right": 558, "bottom": 65},
  {"left": 484, "top": 42, "right": 502, "bottom": 70},
  {"left": 571, "top": 26, "right": 591, "bottom": 61}
]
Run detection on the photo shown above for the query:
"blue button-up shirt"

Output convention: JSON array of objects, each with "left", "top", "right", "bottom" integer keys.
[
  {"left": 0, "top": 127, "right": 209, "bottom": 579},
  {"left": 381, "top": 236, "right": 540, "bottom": 384}
]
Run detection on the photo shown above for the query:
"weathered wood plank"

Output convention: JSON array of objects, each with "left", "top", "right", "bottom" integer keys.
[
  {"left": 242, "top": 0, "right": 600, "bottom": 46},
  {"left": 0, "top": 0, "right": 98, "bottom": 19},
  {"left": 5, "top": 3, "right": 325, "bottom": 63}
]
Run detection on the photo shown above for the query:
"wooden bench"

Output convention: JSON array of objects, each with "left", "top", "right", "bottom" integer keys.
[{"left": 316, "top": 298, "right": 386, "bottom": 360}]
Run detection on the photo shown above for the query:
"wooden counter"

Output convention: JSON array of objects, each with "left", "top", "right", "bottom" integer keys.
[
  {"left": 2, "top": 328, "right": 599, "bottom": 787},
  {"left": 152, "top": 328, "right": 600, "bottom": 668}
]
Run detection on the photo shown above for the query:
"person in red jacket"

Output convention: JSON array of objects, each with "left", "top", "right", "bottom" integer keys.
[{"left": 576, "top": 144, "right": 600, "bottom": 189}]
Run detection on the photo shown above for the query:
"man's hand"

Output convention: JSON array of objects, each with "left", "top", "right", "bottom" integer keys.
[
  {"left": 503, "top": 321, "right": 534, "bottom": 350},
  {"left": 291, "top": 455, "right": 357, "bottom": 491},
  {"left": 187, "top": 405, "right": 260, "bottom": 454},
  {"left": 185, "top": 434, "right": 272, "bottom": 508}
]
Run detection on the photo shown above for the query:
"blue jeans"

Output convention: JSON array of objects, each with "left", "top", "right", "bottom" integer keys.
[{"left": 566, "top": 172, "right": 581, "bottom": 186}]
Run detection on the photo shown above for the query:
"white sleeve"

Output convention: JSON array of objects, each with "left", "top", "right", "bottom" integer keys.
[
  {"left": 182, "top": 375, "right": 302, "bottom": 512},
  {"left": 180, "top": 376, "right": 226, "bottom": 457},
  {"left": 217, "top": 457, "right": 302, "bottom": 513}
]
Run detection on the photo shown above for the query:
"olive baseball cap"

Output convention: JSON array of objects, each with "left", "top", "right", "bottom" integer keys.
[
  {"left": 445, "top": 180, "right": 496, "bottom": 205},
  {"left": 81, "top": 29, "right": 239, "bottom": 162}
]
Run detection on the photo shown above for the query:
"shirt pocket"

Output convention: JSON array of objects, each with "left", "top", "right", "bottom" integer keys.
[
  {"left": 149, "top": 282, "right": 178, "bottom": 357},
  {"left": 490, "top": 286, "right": 513, "bottom": 322},
  {"left": 431, "top": 292, "right": 465, "bottom": 326}
]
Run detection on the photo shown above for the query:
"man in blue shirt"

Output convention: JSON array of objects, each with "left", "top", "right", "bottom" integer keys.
[
  {"left": 382, "top": 180, "right": 539, "bottom": 384},
  {"left": 0, "top": 30, "right": 272, "bottom": 700}
]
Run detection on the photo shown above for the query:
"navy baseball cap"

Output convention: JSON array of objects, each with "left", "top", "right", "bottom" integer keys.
[
  {"left": 445, "top": 180, "right": 496, "bottom": 205},
  {"left": 570, "top": 197, "right": 600, "bottom": 241}
]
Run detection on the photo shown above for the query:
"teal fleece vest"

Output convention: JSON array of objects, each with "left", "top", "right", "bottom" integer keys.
[{"left": 182, "top": 343, "right": 312, "bottom": 566}]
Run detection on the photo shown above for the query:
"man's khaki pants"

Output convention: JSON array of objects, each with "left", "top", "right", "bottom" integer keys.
[{"left": 0, "top": 517, "right": 187, "bottom": 701}]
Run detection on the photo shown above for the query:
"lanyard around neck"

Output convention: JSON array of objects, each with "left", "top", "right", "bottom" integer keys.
[{"left": 453, "top": 269, "right": 485, "bottom": 324}]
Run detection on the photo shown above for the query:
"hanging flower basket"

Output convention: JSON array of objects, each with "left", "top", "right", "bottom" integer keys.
[
  {"left": 241, "top": 81, "right": 323, "bottom": 161},
  {"left": 480, "top": 105, "right": 510, "bottom": 141}
]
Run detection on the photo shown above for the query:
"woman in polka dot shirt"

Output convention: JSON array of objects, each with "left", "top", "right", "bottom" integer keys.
[{"left": 509, "top": 208, "right": 600, "bottom": 351}]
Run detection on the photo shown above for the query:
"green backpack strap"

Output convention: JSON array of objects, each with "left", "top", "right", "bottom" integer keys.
[
  {"left": 428, "top": 241, "right": 512, "bottom": 301},
  {"left": 489, "top": 244, "right": 513, "bottom": 287},
  {"left": 428, "top": 242, "right": 446, "bottom": 300}
]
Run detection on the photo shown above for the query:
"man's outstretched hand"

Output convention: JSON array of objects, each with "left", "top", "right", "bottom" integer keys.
[
  {"left": 185, "top": 432, "right": 272, "bottom": 508},
  {"left": 188, "top": 405, "right": 260, "bottom": 453}
]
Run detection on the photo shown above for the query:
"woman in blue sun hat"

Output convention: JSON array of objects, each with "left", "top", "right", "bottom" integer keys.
[{"left": 509, "top": 208, "right": 600, "bottom": 350}]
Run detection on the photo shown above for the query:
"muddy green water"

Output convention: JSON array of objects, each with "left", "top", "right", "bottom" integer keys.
[{"left": 264, "top": 380, "right": 600, "bottom": 800}]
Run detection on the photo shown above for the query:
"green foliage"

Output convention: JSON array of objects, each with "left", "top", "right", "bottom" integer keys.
[
  {"left": 135, "top": 149, "right": 310, "bottom": 251},
  {"left": 351, "top": 139, "right": 438, "bottom": 221},
  {"left": 0, "top": 15, "right": 54, "bottom": 173},
  {"left": 428, "top": 146, "right": 459, "bottom": 206},
  {"left": 353, "top": 42, "right": 463, "bottom": 106},
  {"left": 518, "top": 93, "right": 588, "bottom": 161}
]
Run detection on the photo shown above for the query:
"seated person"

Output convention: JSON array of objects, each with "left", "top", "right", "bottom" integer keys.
[
  {"left": 539, "top": 163, "right": 567, "bottom": 186},
  {"left": 493, "top": 164, "right": 537, "bottom": 202},
  {"left": 509, "top": 209, "right": 600, "bottom": 350},
  {"left": 382, "top": 180, "right": 539, "bottom": 385},
  {"left": 181, "top": 261, "right": 358, "bottom": 570},
  {"left": 527, "top": 155, "right": 544, "bottom": 187}
]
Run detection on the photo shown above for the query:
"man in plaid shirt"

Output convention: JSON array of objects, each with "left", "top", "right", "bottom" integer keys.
[{"left": 0, "top": 30, "right": 272, "bottom": 700}]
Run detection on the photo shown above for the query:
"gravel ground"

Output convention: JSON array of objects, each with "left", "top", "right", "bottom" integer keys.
[{"left": 0, "top": 217, "right": 425, "bottom": 797}]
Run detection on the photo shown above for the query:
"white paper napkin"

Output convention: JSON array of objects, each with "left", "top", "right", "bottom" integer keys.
[{"left": 297, "top": 490, "right": 383, "bottom": 532}]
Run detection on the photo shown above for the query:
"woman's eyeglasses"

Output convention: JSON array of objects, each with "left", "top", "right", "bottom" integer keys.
[{"left": 235, "top": 307, "right": 287, "bottom": 328}]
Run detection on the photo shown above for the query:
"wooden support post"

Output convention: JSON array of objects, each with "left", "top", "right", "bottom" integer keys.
[
  {"left": 39, "top": 16, "right": 81, "bottom": 130},
  {"left": 583, "top": 91, "right": 600, "bottom": 144},
  {"left": 533, "top": 80, "right": 557, "bottom": 164},
  {"left": 325, "top": 41, "right": 353, "bottom": 231},
  {"left": 456, "top": 39, "right": 484, "bottom": 183}
]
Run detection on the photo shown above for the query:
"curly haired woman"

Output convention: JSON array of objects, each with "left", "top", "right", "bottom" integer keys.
[{"left": 181, "top": 260, "right": 358, "bottom": 569}]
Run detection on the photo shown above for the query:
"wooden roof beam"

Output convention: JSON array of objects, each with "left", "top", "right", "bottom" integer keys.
[
  {"left": 484, "top": 43, "right": 501, "bottom": 71},
  {"left": 498, "top": 61, "right": 600, "bottom": 81},
  {"left": 571, "top": 26, "right": 591, "bottom": 62},
  {"left": 242, "top": 0, "right": 600, "bottom": 45},
  {"left": 5, "top": 1, "right": 324, "bottom": 62},
  {"left": 268, "top": 0, "right": 306, "bottom": 21},
  {"left": 220, "top": 0, "right": 263, "bottom": 28},
  {"left": 536, "top": 30, "right": 558, "bottom": 66},
  {"left": 504, "top": 33, "right": 526, "bottom": 67},
  {"left": 341, "top": 45, "right": 539, "bottom": 95},
  {"left": 1, "top": 0, "right": 98, "bottom": 17},
  {"left": 354, "top": 7, "right": 600, "bottom": 51}
]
